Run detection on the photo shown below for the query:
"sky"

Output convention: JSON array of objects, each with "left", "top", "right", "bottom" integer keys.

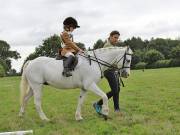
[{"left": 0, "top": 0, "right": 180, "bottom": 72}]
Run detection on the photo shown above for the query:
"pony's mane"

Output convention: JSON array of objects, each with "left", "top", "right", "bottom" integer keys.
[{"left": 88, "top": 47, "right": 126, "bottom": 54}]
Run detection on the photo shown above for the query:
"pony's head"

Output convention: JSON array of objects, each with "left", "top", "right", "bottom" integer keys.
[{"left": 116, "top": 46, "right": 133, "bottom": 78}]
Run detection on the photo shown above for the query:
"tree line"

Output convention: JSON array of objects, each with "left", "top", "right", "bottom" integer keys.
[
  {"left": 0, "top": 35, "right": 180, "bottom": 77},
  {"left": 93, "top": 37, "right": 180, "bottom": 69}
]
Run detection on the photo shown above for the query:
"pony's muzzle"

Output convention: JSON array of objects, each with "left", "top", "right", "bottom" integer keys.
[{"left": 121, "top": 70, "right": 130, "bottom": 78}]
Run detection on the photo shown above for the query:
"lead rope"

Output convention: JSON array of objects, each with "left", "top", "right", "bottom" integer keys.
[
  {"left": 120, "top": 77, "right": 125, "bottom": 87},
  {"left": 118, "top": 71, "right": 125, "bottom": 87},
  {"left": 93, "top": 50, "right": 103, "bottom": 78}
]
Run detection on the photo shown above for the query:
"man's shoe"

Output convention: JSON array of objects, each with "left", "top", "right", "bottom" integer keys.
[
  {"left": 93, "top": 102, "right": 102, "bottom": 115},
  {"left": 114, "top": 109, "right": 123, "bottom": 116},
  {"left": 114, "top": 109, "right": 120, "bottom": 112}
]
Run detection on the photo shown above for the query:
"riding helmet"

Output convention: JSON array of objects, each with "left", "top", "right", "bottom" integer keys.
[{"left": 63, "top": 17, "right": 80, "bottom": 28}]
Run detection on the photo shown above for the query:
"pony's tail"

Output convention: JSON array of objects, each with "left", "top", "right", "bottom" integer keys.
[{"left": 20, "top": 61, "right": 30, "bottom": 106}]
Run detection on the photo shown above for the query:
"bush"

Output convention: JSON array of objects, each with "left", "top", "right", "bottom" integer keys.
[
  {"left": 145, "top": 49, "right": 165, "bottom": 64},
  {"left": 169, "top": 59, "right": 180, "bottom": 67},
  {"left": 135, "top": 62, "right": 147, "bottom": 69},
  {"left": 0, "top": 59, "right": 8, "bottom": 72},
  {"left": 131, "top": 50, "right": 145, "bottom": 68},
  {"left": 147, "top": 59, "right": 180, "bottom": 68},
  {"left": 152, "top": 59, "right": 171, "bottom": 68},
  {"left": 0, "top": 64, "right": 5, "bottom": 77},
  {"left": 170, "top": 46, "right": 180, "bottom": 59}
]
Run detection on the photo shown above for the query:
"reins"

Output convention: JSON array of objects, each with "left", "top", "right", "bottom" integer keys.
[
  {"left": 78, "top": 53, "right": 119, "bottom": 70},
  {"left": 93, "top": 50, "right": 103, "bottom": 78},
  {"left": 79, "top": 49, "right": 132, "bottom": 71}
]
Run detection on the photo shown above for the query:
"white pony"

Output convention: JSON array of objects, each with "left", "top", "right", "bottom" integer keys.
[{"left": 19, "top": 46, "right": 133, "bottom": 121}]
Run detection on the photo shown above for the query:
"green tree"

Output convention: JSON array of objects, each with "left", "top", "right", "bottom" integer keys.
[
  {"left": 124, "top": 37, "right": 147, "bottom": 51},
  {"left": 76, "top": 42, "right": 86, "bottom": 50},
  {"left": 131, "top": 49, "right": 145, "bottom": 68},
  {"left": 93, "top": 39, "right": 104, "bottom": 49},
  {"left": 0, "top": 64, "right": 5, "bottom": 77},
  {"left": 0, "top": 58, "right": 8, "bottom": 72},
  {"left": 144, "top": 49, "right": 165, "bottom": 65},
  {"left": 40, "top": 34, "right": 62, "bottom": 57},
  {"left": 0, "top": 40, "right": 21, "bottom": 73},
  {"left": 25, "top": 34, "right": 62, "bottom": 62},
  {"left": 147, "top": 38, "right": 177, "bottom": 59},
  {"left": 8, "top": 69, "right": 18, "bottom": 76},
  {"left": 169, "top": 45, "right": 180, "bottom": 59},
  {"left": 0, "top": 40, "right": 21, "bottom": 60}
]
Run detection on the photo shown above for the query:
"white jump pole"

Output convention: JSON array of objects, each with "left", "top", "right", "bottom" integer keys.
[{"left": 0, "top": 130, "right": 33, "bottom": 135}]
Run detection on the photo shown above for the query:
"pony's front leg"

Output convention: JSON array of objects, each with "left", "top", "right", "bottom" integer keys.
[
  {"left": 75, "top": 89, "right": 87, "bottom": 121},
  {"left": 87, "top": 82, "right": 109, "bottom": 116}
]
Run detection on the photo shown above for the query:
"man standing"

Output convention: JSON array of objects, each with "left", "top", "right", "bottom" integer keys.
[{"left": 93, "top": 30, "right": 121, "bottom": 113}]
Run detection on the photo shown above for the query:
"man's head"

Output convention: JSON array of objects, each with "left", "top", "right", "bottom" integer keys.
[
  {"left": 63, "top": 17, "right": 80, "bottom": 32},
  {"left": 109, "top": 30, "right": 120, "bottom": 45}
]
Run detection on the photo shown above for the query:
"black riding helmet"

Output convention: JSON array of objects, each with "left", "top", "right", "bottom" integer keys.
[{"left": 63, "top": 17, "right": 80, "bottom": 28}]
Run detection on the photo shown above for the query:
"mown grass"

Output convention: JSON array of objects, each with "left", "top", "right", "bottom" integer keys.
[{"left": 0, "top": 67, "right": 179, "bottom": 135}]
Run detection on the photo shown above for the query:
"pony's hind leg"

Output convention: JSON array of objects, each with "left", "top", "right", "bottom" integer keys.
[
  {"left": 75, "top": 88, "right": 87, "bottom": 121},
  {"left": 31, "top": 83, "right": 49, "bottom": 121},
  {"left": 19, "top": 87, "right": 33, "bottom": 116}
]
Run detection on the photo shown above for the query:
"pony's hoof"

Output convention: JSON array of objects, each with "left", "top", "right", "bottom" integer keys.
[
  {"left": 102, "top": 115, "right": 108, "bottom": 121},
  {"left": 75, "top": 113, "right": 83, "bottom": 121},
  {"left": 76, "top": 116, "right": 83, "bottom": 121},
  {"left": 18, "top": 112, "right": 24, "bottom": 117},
  {"left": 102, "top": 114, "right": 112, "bottom": 121},
  {"left": 42, "top": 118, "right": 50, "bottom": 122}
]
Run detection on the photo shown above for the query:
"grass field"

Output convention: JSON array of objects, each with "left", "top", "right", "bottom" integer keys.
[{"left": 0, "top": 67, "right": 180, "bottom": 135}]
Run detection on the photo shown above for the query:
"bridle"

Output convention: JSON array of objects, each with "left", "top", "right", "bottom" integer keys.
[
  {"left": 78, "top": 47, "right": 132, "bottom": 78},
  {"left": 116, "top": 47, "right": 132, "bottom": 69}
]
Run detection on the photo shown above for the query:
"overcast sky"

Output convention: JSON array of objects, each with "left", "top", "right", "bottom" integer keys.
[{"left": 0, "top": 0, "right": 180, "bottom": 72}]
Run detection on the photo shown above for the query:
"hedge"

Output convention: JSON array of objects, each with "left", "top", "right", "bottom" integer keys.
[{"left": 135, "top": 62, "right": 147, "bottom": 69}]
